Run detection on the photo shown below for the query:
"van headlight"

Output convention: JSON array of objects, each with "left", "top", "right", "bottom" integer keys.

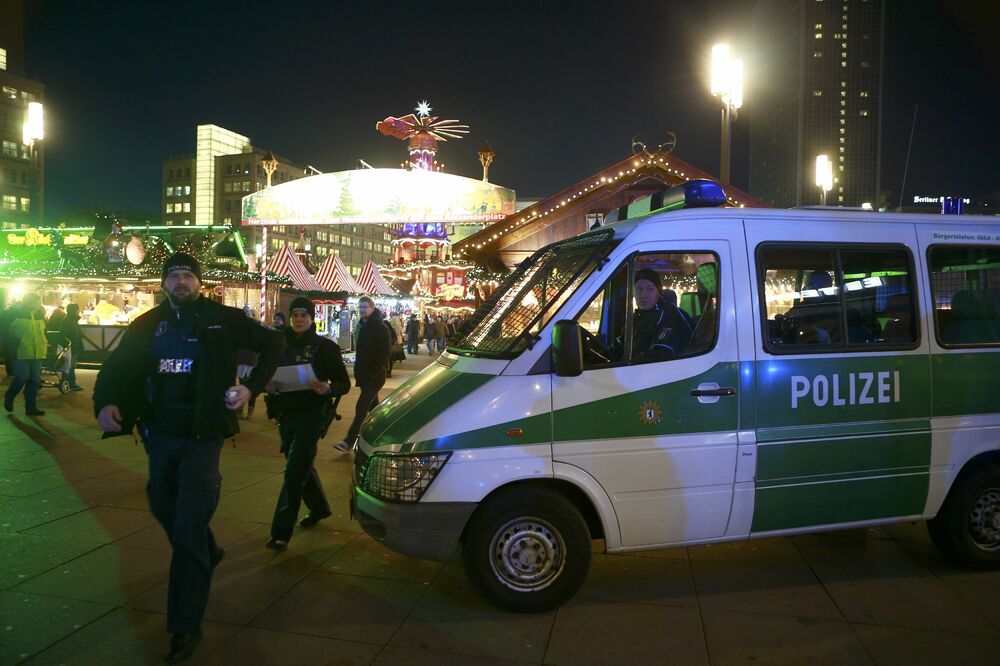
[{"left": 359, "top": 452, "right": 451, "bottom": 503}]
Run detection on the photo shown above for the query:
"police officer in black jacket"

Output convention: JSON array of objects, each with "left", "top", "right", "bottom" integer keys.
[
  {"left": 335, "top": 296, "right": 390, "bottom": 452},
  {"left": 265, "top": 297, "right": 350, "bottom": 550},
  {"left": 94, "top": 253, "right": 283, "bottom": 663}
]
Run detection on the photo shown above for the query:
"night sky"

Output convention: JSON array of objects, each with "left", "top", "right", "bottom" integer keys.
[{"left": 21, "top": 0, "right": 1000, "bottom": 220}]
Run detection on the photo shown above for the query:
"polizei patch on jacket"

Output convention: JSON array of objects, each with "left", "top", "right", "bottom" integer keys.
[{"left": 158, "top": 358, "right": 194, "bottom": 374}]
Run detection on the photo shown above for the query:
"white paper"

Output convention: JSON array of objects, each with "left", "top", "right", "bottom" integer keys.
[{"left": 271, "top": 364, "right": 317, "bottom": 392}]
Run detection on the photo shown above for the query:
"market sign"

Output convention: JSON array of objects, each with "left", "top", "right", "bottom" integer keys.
[
  {"left": 5, "top": 229, "right": 91, "bottom": 246},
  {"left": 240, "top": 168, "right": 516, "bottom": 226}
]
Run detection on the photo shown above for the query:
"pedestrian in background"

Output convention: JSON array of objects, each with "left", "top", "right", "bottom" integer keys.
[
  {"left": 272, "top": 312, "right": 286, "bottom": 331},
  {"left": 265, "top": 297, "right": 350, "bottom": 550},
  {"left": 4, "top": 292, "right": 47, "bottom": 416},
  {"left": 59, "top": 303, "right": 83, "bottom": 391},
  {"left": 405, "top": 313, "right": 420, "bottom": 355},
  {"left": 335, "top": 296, "right": 389, "bottom": 452},
  {"left": 94, "top": 252, "right": 283, "bottom": 663},
  {"left": 423, "top": 313, "right": 434, "bottom": 354},
  {"left": 435, "top": 315, "right": 448, "bottom": 353}
]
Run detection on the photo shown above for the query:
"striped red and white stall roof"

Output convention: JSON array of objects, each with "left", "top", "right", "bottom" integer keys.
[
  {"left": 356, "top": 260, "right": 397, "bottom": 296},
  {"left": 315, "top": 253, "right": 363, "bottom": 293},
  {"left": 268, "top": 244, "right": 326, "bottom": 292}
]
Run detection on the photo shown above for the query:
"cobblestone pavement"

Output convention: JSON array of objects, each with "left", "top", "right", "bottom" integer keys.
[{"left": 2, "top": 355, "right": 999, "bottom": 665}]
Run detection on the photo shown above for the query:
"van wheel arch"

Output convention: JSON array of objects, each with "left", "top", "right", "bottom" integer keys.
[
  {"left": 927, "top": 452, "right": 1000, "bottom": 569},
  {"left": 462, "top": 479, "right": 605, "bottom": 543}
]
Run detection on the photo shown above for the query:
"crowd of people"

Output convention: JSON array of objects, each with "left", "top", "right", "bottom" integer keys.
[
  {"left": 0, "top": 294, "right": 84, "bottom": 416},
  {"left": 0, "top": 251, "right": 469, "bottom": 661}
]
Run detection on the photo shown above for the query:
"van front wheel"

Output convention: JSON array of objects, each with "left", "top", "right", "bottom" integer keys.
[
  {"left": 928, "top": 464, "right": 1000, "bottom": 569},
  {"left": 462, "top": 487, "right": 591, "bottom": 613}
]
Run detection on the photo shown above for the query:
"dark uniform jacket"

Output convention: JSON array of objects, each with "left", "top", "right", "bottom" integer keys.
[
  {"left": 93, "top": 297, "right": 284, "bottom": 440},
  {"left": 353, "top": 309, "right": 390, "bottom": 385},
  {"left": 631, "top": 303, "right": 693, "bottom": 360},
  {"left": 268, "top": 325, "right": 350, "bottom": 416}
]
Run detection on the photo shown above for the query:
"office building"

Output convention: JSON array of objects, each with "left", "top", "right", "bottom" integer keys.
[
  {"left": 163, "top": 125, "right": 392, "bottom": 276},
  {"left": 0, "top": 0, "right": 44, "bottom": 226},
  {"left": 750, "top": 0, "right": 884, "bottom": 208}
]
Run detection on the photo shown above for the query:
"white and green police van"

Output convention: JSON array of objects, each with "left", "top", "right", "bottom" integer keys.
[{"left": 350, "top": 180, "right": 1000, "bottom": 612}]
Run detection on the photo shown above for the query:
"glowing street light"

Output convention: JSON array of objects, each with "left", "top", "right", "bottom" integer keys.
[
  {"left": 710, "top": 45, "right": 743, "bottom": 185},
  {"left": 815, "top": 154, "right": 833, "bottom": 206}
]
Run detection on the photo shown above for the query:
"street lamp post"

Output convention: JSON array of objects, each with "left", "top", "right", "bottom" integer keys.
[
  {"left": 22, "top": 102, "right": 44, "bottom": 225},
  {"left": 259, "top": 152, "right": 279, "bottom": 319},
  {"left": 815, "top": 154, "right": 833, "bottom": 206},
  {"left": 710, "top": 44, "right": 743, "bottom": 185}
]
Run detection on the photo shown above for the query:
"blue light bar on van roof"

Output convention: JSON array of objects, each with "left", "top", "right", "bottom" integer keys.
[{"left": 605, "top": 179, "right": 728, "bottom": 224}]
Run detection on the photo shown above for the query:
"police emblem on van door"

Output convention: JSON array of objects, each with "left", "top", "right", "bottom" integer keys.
[{"left": 639, "top": 400, "right": 663, "bottom": 426}]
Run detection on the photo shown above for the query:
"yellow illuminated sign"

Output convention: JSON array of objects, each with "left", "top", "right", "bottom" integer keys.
[{"left": 241, "top": 168, "right": 516, "bottom": 226}]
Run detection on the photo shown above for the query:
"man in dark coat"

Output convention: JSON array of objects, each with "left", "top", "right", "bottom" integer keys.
[
  {"left": 335, "top": 296, "right": 389, "bottom": 452},
  {"left": 405, "top": 314, "right": 420, "bottom": 355},
  {"left": 264, "top": 297, "right": 350, "bottom": 550},
  {"left": 94, "top": 252, "right": 283, "bottom": 662},
  {"left": 59, "top": 303, "right": 84, "bottom": 390}
]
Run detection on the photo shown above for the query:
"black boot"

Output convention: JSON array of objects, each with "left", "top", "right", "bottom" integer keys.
[{"left": 164, "top": 629, "right": 202, "bottom": 662}]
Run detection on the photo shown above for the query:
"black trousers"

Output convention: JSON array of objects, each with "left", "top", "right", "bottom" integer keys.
[
  {"left": 270, "top": 413, "right": 331, "bottom": 541},
  {"left": 145, "top": 430, "right": 224, "bottom": 634},
  {"left": 345, "top": 379, "right": 384, "bottom": 445}
]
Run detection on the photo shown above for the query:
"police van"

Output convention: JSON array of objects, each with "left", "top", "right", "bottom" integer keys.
[{"left": 350, "top": 181, "right": 1000, "bottom": 612}]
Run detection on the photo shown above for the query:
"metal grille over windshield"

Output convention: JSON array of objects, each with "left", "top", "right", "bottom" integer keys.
[{"left": 450, "top": 229, "right": 615, "bottom": 357}]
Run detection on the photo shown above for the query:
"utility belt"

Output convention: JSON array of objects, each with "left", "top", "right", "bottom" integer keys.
[{"left": 265, "top": 394, "right": 342, "bottom": 439}]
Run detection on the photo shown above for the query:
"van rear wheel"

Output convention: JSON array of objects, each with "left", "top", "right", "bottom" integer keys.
[
  {"left": 462, "top": 486, "right": 591, "bottom": 613},
  {"left": 927, "top": 463, "right": 1000, "bottom": 569}
]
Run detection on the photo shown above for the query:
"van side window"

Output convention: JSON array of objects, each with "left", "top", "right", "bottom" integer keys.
[
  {"left": 929, "top": 245, "right": 1000, "bottom": 346},
  {"left": 760, "top": 244, "right": 917, "bottom": 352},
  {"left": 576, "top": 252, "right": 720, "bottom": 368},
  {"left": 578, "top": 264, "right": 629, "bottom": 367}
]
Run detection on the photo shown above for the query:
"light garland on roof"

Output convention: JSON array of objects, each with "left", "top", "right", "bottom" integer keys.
[{"left": 457, "top": 155, "right": 748, "bottom": 256}]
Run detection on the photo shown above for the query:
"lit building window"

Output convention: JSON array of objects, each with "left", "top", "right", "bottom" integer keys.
[
  {"left": 166, "top": 204, "right": 174, "bottom": 213},
  {"left": 813, "top": 51, "right": 823, "bottom": 58},
  {"left": 861, "top": 61, "right": 870, "bottom": 68},
  {"left": 0, "top": 48, "right": 6, "bottom": 71},
  {"left": 860, "top": 110, "right": 869, "bottom": 117},
  {"left": 860, "top": 91, "right": 869, "bottom": 97},
  {"left": 841, "top": 61, "right": 847, "bottom": 67},
  {"left": 813, "top": 90, "right": 823, "bottom": 96},
  {"left": 2, "top": 86, "right": 16, "bottom": 99},
  {"left": 815, "top": 23, "right": 823, "bottom": 29},
  {"left": 3, "top": 195, "right": 18, "bottom": 210},
  {"left": 839, "top": 138, "right": 845, "bottom": 144},
  {"left": 19, "top": 197, "right": 29, "bottom": 212},
  {"left": 185, "top": 185, "right": 191, "bottom": 195},
  {"left": 183, "top": 219, "right": 191, "bottom": 225},
  {"left": 183, "top": 202, "right": 191, "bottom": 212},
  {"left": 815, "top": 33, "right": 823, "bottom": 39},
  {"left": 166, "top": 186, "right": 174, "bottom": 196}
]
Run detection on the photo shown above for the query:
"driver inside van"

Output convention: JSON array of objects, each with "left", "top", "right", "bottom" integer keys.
[{"left": 624, "top": 269, "right": 693, "bottom": 360}]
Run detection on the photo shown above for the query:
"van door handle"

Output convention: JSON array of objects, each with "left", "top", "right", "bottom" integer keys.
[
  {"left": 690, "top": 382, "right": 736, "bottom": 404},
  {"left": 690, "top": 387, "right": 736, "bottom": 397}
]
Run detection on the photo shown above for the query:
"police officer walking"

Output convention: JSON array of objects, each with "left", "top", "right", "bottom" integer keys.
[
  {"left": 265, "top": 297, "right": 350, "bottom": 550},
  {"left": 335, "top": 296, "right": 390, "bottom": 452},
  {"left": 94, "top": 253, "right": 282, "bottom": 662}
]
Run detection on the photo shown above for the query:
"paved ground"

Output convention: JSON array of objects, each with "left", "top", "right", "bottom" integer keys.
[{"left": 2, "top": 354, "right": 999, "bottom": 665}]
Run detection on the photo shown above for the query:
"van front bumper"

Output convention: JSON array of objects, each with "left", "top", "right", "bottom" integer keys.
[{"left": 350, "top": 486, "right": 477, "bottom": 562}]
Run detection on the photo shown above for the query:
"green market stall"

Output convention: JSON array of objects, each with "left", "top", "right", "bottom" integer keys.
[{"left": 0, "top": 222, "right": 290, "bottom": 364}]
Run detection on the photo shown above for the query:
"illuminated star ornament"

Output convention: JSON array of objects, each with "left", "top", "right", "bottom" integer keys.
[{"left": 376, "top": 100, "right": 469, "bottom": 171}]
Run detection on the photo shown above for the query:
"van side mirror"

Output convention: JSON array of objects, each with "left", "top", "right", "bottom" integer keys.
[{"left": 552, "top": 320, "right": 584, "bottom": 377}]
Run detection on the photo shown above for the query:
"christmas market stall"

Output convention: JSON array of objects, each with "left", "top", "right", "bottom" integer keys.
[{"left": 0, "top": 221, "right": 289, "bottom": 364}]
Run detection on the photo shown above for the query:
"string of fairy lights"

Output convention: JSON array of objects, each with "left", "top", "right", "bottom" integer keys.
[{"left": 458, "top": 153, "right": 749, "bottom": 257}]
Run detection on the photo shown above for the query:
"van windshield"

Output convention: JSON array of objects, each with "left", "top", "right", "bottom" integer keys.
[{"left": 449, "top": 229, "right": 617, "bottom": 358}]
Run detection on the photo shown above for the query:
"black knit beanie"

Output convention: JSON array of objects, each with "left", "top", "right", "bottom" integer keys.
[
  {"left": 162, "top": 252, "right": 202, "bottom": 282},
  {"left": 289, "top": 296, "right": 315, "bottom": 319}
]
